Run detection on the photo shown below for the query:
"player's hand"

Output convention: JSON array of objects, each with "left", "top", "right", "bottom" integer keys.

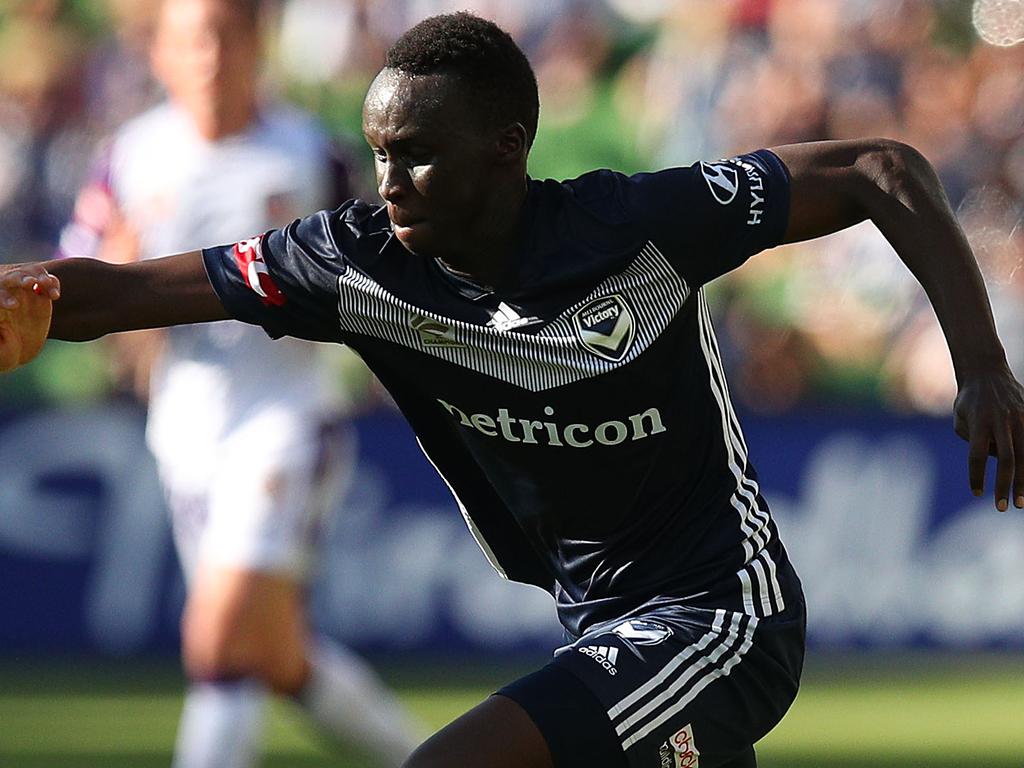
[
  {"left": 953, "top": 369, "right": 1024, "bottom": 511},
  {"left": 0, "top": 264, "right": 60, "bottom": 372}
]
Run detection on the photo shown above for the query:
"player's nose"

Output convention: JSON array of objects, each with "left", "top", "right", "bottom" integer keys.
[{"left": 378, "top": 160, "right": 411, "bottom": 203}]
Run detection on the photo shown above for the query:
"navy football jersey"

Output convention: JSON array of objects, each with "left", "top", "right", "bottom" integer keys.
[{"left": 203, "top": 149, "right": 802, "bottom": 637}]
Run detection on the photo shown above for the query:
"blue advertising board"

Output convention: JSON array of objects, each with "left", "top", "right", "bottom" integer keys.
[{"left": 1, "top": 403, "right": 1021, "bottom": 657}]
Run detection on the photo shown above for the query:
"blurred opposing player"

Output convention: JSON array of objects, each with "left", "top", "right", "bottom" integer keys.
[
  {"left": 6, "top": 11, "right": 1024, "bottom": 768},
  {"left": 56, "top": 1, "right": 420, "bottom": 766}
]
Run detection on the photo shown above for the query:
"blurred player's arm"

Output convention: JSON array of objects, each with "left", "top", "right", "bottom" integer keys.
[
  {"left": 772, "top": 138, "right": 1024, "bottom": 510},
  {"left": 0, "top": 252, "right": 227, "bottom": 364},
  {"left": 56, "top": 156, "right": 171, "bottom": 400}
]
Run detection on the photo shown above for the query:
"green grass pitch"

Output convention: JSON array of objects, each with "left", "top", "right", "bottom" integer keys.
[{"left": 1, "top": 655, "right": 1022, "bottom": 767}]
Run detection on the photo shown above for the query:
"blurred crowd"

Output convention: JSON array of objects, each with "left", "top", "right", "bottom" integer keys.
[{"left": 0, "top": 0, "right": 1021, "bottom": 413}]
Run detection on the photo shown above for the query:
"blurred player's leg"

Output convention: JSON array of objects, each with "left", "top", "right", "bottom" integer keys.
[
  {"left": 176, "top": 566, "right": 421, "bottom": 766},
  {"left": 298, "top": 636, "right": 425, "bottom": 764},
  {"left": 172, "top": 566, "right": 304, "bottom": 768},
  {"left": 168, "top": 430, "right": 422, "bottom": 768},
  {"left": 173, "top": 678, "right": 267, "bottom": 768}
]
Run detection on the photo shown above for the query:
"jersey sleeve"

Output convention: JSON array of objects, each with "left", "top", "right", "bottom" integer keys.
[
  {"left": 202, "top": 208, "right": 347, "bottom": 343},
  {"left": 616, "top": 149, "right": 790, "bottom": 287}
]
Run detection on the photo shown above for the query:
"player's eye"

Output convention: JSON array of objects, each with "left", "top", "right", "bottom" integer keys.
[{"left": 403, "top": 147, "right": 432, "bottom": 166}]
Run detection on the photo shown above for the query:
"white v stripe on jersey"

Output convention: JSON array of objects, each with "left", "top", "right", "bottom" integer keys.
[
  {"left": 612, "top": 612, "right": 759, "bottom": 751},
  {"left": 333, "top": 240, "right": 689, "bottom": 392}
]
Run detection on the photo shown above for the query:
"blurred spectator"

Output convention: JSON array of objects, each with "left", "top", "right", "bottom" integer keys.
[
  {"left": 0, "top": 0, "right": 90, "bottom": 262},
  {"left": 1, "top": 0, "right": 1022, "bottom": 414},
  {"left": 81, "top": 0, "right": 165, "bottom": 133}
]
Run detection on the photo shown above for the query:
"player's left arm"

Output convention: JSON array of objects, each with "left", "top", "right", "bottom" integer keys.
[{"left": 772, "top": 138, "right": 1024, "bottom": 511}]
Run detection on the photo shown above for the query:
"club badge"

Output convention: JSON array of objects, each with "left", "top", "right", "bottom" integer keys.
[
  {"left": 572, "top": 294, "right": 636, "bottom": 362},
  {"left": 613, "top": 618, "right": 672, "bottom": 646}
]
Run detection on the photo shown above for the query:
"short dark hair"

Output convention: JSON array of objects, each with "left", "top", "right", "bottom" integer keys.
[{"left": 385, "top": 13, "right": 539, "bottom": 147}]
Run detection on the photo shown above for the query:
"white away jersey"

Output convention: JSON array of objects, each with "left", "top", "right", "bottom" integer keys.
[{"left": 64, "top": 102, "right": 343, "bottom": 489}]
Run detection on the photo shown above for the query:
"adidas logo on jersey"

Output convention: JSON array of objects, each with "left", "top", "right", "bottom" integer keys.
[
  {"left": 487, "top": 301, "right": 541, "bottom": 332},
  {"left": 578, "top": 645, "right": 619, "bottom": 675}
]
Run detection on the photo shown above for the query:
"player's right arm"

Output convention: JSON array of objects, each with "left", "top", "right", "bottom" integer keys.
[
  {"left": 772, "top": 139, "right": 1024, "bottom": 511},
  {"left": 0, "top": 252, "right": 228, "bottom": 371}
]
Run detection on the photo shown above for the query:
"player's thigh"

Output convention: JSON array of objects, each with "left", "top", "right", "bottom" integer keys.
[
  {"left": 404, "top": 693, "right": 553, "bottom": 768},
  {"left": 183, "top": 564, "right": 306, "bottom": 651},
  {"left": 503, "top": 603, "right": 804, "bottom": 768},
  {"left": 181, "top": 565, "right": 308, "bottom": 686}
]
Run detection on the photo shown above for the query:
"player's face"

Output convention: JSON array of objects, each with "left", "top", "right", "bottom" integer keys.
[
  {"left": 362, "top": 69, "right": 508, "bottom": 259},
  {"left": 151, "top": 0, "right": 260, "bottom": 135}
]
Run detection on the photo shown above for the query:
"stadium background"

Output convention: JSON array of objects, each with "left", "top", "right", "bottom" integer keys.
[{"left": 1, "top": 0, "right": 1022, "bottom": 765}]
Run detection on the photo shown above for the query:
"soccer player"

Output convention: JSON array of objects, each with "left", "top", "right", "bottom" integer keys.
[
  {"left": 3, "top": 12, "right": 1023, "bottom": 768},
  {"left": 54, "top": 1, "right": 421, "bottom": 767}
]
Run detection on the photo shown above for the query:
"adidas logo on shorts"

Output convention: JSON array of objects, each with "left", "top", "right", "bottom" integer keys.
[{"left": 578, "top": 644, "right": 619, "bottom": 675}]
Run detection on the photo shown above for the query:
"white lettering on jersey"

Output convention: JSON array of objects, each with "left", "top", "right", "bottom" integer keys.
[
  {"left": 436, "top": 400, "right": 667, "bottom": 448},
  {"left": 728, "top": 158, "right": 767, "bottom": 226}
]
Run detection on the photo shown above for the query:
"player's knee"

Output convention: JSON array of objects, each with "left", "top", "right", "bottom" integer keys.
[
  {"left": 180, "top": 611, "right": 304, "bottom": 692},
  {"left": 180, "top": 611, "right": 251, "bottom": 680}
]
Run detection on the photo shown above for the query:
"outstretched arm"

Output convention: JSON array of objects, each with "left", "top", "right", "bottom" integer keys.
[
  {"left": 772, "top": 138, "right": 1024, "bottom": 511},
  {"left": 0, "top": 250, "right": 229, "bottom": 368}
]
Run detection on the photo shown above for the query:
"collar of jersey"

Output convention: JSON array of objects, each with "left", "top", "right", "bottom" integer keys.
[{"left": 422, "top": 178, "right": 544, "bottom": 303}]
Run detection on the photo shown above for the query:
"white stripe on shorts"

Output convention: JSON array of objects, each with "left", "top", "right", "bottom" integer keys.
[
  {"left": 607, "top": 609, "right": 727, "bottom": 720},
  {"left": 611, "top": 611, "right": 759, "bottom": 751}
]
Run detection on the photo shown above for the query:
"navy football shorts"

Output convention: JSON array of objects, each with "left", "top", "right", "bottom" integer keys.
[{"left": 498, "top": 597, "right": 806, "bottom": 768}]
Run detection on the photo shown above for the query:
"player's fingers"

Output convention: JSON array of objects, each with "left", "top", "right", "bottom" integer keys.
[
  {"left": 0, "top": 277, "right": 24, "bottom": 307},
  {"left": 967, "top": 429, "right": 990, "bottom": 498},
  {"left": 0, "top": 287, "right": 27, "bottom": 308},
  {"left": 0, "top": 268, "right": 58, "bottom": 305},
  {"left": 1013, "top": 419, "right": 1024, "bottom": 509},
  {"left": 991, "top": 420, "right": 1014, "bottom": 512},
  {"left": 30, "top": 272, "right": 60, "bottom": 300}
]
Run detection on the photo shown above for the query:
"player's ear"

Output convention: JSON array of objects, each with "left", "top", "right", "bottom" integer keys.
[{"left": 495, "top": 122, "right": 528, "bottom": 166}]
